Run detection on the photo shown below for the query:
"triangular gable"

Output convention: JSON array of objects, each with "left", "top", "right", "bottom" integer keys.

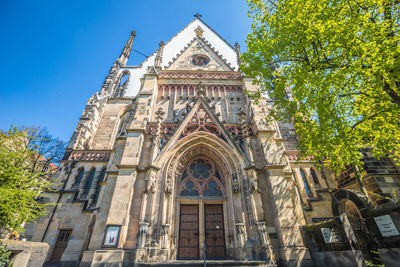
[
  {"left": 124, "top": 18, "right": 239, "bottom": 97},
  {"left": 166, "top": 37, "right": 234, "bottom": 71},
  {"left": 160, "top": 96, "right": 239, "bottom": 153}
]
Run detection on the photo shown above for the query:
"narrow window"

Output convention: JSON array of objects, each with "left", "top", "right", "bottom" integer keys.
[
  {"left": 310, "top": 168, "right": 320, "bottom": 188},
  {"left": 299, "top": 168, "right": 312, "bottom": 198},
  {"left": 84, "top": 168, "right": 96, "bottom": 196},
  {"left": 93, "top": 168, "right": 106, "bottom": 205},
  {"left": 75, "top": 167, "right": 84, "bottom": 184}
]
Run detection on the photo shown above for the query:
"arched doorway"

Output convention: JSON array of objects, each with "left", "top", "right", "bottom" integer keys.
[{"left": 177, "top": 156, "right": 227, "bottom": 260}]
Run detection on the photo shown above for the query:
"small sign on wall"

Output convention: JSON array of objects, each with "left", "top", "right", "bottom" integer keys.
[
  {"left": 321, "top": 228, "right": 334, "bottom": 243},
  {"left": 374, "top": 214, "right": 400, "bottom": 237},
  {"left": 103, "top": 225, "right": 121, "bottom": 247}
]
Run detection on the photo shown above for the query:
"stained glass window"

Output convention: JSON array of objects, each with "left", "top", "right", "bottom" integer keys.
[
  {"left": 179, "top": 156, "right": 225, "bottom": 197},
  {"left": 191, "top": 55, "right": 210, "bottom": 66},
  {"left": 189, "top": 159, "right": 212, "bottom": 179},
  {"left": 203, "top": 180, "right": 222, "bottom": 196},
  {"left": 180, "top": 180, "right": 199, "bottom": 196}
]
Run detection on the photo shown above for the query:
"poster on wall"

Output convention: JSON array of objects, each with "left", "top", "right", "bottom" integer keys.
[
  {"left": 103, "top": 225, "right": 120, "bottom": 247},
  {"left": 374, "top": 214, "right": 400, "bottom": 237}
]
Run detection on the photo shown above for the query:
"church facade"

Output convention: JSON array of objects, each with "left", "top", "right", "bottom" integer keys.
[{"left": 25, "top": 16, "right": 340, "bottom": 266}]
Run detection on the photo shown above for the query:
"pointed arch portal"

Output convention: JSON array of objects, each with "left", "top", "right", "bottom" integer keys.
[
  {"left": 177, "top": 154, "right": 226, "bottom": 260},
  {"left": 157, "top": 128, "right": 246, "bottom": 261}
]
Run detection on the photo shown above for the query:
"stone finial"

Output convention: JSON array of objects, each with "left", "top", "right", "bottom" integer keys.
[
  {"left": 153, "top": 107, "right": 165, "bottom": 146},
  {"left": 155, "top": 107, "right": 165, "bottom": 122},
  {"left": 234, "top": 42, "right": 241, "bottom": 67},
  {"left": 194, "top": 26, "right": 204, "bottom": 38},
  {"left": 196, "top": 81, "right": 206, "bottom": 97},
  {"left": 238, "top": 108, "right": 251, "bottom": 137},
  {"left": 117, "top": 30, "right": 136, "bottom": 66},
  {"left": 154, "top": 41, "right": 165, "bottom": 67}
]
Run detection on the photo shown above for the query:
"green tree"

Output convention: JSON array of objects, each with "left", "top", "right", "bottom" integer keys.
[
  {"left": 0, "top": 127, "right": 65, "bottom": 237},
  {"left": 0, "top": 241, "right": 11, "bottom": 267},
  {"left": 242, "top": 0, "right": 400, "bottom": 172}
]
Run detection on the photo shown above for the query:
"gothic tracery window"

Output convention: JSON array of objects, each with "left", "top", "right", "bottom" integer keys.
[
  {"left": 179, "top": 157, "right": 224, "bottom": 197},
  {"left": 84, "top": 168, "right": 96, "bottom": 196},
  {"left": 190, "top": 54, "right": 210, "bottom": 66},
  {"left": 74, "top": 167, "right": 84, "bottom": 184},
  {"left": 310, "top": 168, "right": 321, "bottom": 188},
  {"left": 93, "top": 168, "right": 106, "bottom": 205},
  {"left": 299, "top": 168, "right": 312, "bottom": 198}
]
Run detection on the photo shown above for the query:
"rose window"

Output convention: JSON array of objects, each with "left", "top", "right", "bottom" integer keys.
[
  {"left": 190, "top": 55, "right": 210, "bottom": 66},
  {"left": 179, "top": 157, "right": 225, "bottom": 197}
]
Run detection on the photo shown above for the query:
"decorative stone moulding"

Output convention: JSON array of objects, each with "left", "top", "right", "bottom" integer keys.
[
  {"left": 158, "top": 71, "right": 241, "bottom": 80},
  {"left": 286, "top": 151, "right": 314, "bottom": 161},
  {"left": 64, "top": 150, "right": 111, "bottom": 161},
  {"left": 158, "top": 84, "right": 243, "bottom": 93}
]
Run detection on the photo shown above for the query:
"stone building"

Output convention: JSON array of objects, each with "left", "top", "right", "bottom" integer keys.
[{"left": 23, "top": 15, "right": 400, "bottom": 267}]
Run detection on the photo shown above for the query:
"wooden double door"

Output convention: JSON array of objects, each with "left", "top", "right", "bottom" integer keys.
[
  {"left": 178, "top": 204, "right": 226, "bottom": 260},
  {"left": 48, "top": 230, "right": 72, "bottom": 264}
]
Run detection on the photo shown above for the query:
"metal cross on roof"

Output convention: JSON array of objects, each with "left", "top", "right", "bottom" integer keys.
[{"left": 194, "top": 13, "right": 202, "bottom": 19}]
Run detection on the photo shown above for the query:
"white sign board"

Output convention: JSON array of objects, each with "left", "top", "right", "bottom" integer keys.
[
  {"left": 321, "top": 228, "right": 334, "bottom": 243},
  {"left": 374, "top": 214, "right": 400, "bottom": 237}
]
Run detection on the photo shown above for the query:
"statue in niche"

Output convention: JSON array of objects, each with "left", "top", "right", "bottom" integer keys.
[
  {"left": 138, "top": 222, "right": 149, "bottom": 248},
  {"left": 249, "top": 175, "right": 258, "bottom": 193},
  {"left": 165, "top": 174, "right": 173, "bottom": 193},
  {"left": 232, "top": 173, "right": 240, "bottom": 193},
  {"left": 145, "top": 172, "right": 156, "bottom": 193}
]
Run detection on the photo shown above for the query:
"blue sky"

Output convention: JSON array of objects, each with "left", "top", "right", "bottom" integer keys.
[{"left": 0, "top": 0, "right": 251, "bottom": 141}]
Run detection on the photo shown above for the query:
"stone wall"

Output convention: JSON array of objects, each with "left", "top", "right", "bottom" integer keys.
[{"left": 3, "top": 239, "right": 49, "bottom": 267}]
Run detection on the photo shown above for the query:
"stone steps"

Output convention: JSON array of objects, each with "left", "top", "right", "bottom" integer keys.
[{"left": 136, "top": 260, "right": 275, "bottom": 267}]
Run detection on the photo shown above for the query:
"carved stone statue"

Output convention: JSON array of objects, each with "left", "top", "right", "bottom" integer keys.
[
  {"left": 236, "top": 223, "right": 246, "bottom": 247},
  {"left": 138, "top": 222, "right": 149, "bottom": 248},
  {"left": 160, "top": 224, "right": 170, "bottom": 249},
  {"left": 232, "top": 173, "right": 240, "bottom": 193},
  {"left": 249, "top": 175, "right": 258, "bottom": 193},
  {"left": 145, "top": 172, "right": 156, "bottom": 193},
  {"left": 256, "top": 221, "right": 267, "bottom": 247},
  {"left": 165, "top": 174, "right": 173, "bottom": 193}
]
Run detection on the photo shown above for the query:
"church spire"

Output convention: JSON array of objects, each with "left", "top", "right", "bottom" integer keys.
[{"left": 117, "top": 30, "right": 136, "bottom": 66}]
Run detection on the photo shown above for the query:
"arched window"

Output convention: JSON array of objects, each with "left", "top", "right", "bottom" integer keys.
[
  {"left": 119, "top": 74, "right": 129, "bottom": 85},
  {"left": 93, "top": 168, "right": 106, "bottom": 205},
  {"left": 84, "top": 168, "right": 96, "bottom": 196},
  {"left": 178, "top": 157, "right": 225, "bottom": 197},
  {"left": 74, "top": 167, "right": 84, "bottom": 184},
  {"left": 299, "top": 168, "right": 312, "bottom": 198},
  {"left": 310, "top": 168, "right": 320, "bottom": 188},
  {"left": 114, "top": 71, "right": 130, "bottom": 97}
]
